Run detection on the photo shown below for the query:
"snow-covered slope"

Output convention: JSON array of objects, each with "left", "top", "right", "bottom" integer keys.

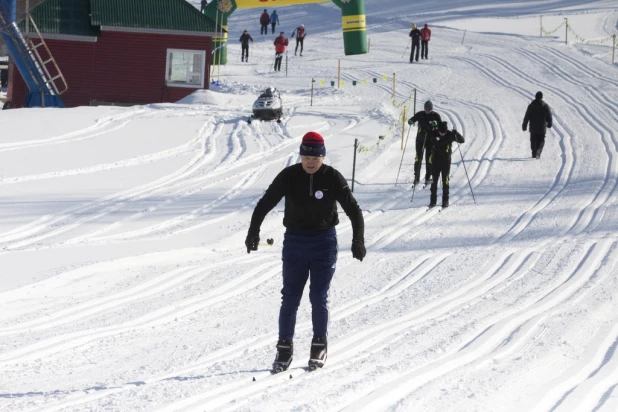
[{"left": 1, "top": 1, "right": 618, "bottom": 411}]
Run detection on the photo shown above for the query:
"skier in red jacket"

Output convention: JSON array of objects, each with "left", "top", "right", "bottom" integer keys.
[
  {"left": 420, "top": 23, "right": 431, "bottom": 59},
  {"left": 260, "top": 9, "right": 270, "bottom": 35},
  {"left": 273, "top": 32, "right": 289, "bottom": 71}
]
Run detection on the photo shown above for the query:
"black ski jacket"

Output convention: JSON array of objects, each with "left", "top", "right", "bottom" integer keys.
[
  {"left": 239, "top": 33, "right": 253, "bottom": 47},
  {"left": 409, "top": 29, "right": 421, "bottom": 44},
  {"left": 409, "top": 110, "right": 442, "bottom": 141},
  {"left": 248, "top": 163, "right": 364, "bottom": 240},
  {"left": 523, "top": 99, "right": 552, "bottom": 134},
  {"left": 429, "top": 130, "right": 465, "bottom": 160}
]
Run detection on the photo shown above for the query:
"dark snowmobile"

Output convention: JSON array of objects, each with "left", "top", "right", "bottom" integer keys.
[{"left": 249, "top": 87, "right": 283, "bottom": 123}]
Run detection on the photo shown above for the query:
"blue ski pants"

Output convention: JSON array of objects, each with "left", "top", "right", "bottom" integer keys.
[{"left": 279, "top": 228, "right": 338, "bottom": 340}]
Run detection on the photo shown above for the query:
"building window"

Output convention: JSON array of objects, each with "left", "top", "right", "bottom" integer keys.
[{"left": 165, "top": 49, "right": 206, "bottom": 88}]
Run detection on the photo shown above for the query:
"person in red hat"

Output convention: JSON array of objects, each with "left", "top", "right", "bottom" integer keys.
[{"left": 245, "top": 131, "right": 365, "bottom": 373}]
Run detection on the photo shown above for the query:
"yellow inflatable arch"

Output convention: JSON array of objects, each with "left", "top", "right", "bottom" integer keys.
[{"left": 204, "top": 0, "right": 367, "bottom": 64}]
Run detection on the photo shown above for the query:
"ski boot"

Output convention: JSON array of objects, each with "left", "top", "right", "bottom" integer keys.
[
  {"left": 271, "top": 339, "right": 293, "bottom": 374},
  {"left": 308, "top": 337, "right": 327, "bottom": 371},
  {"left": 442, "top": 200, "right": 449, "bottom": 209}
]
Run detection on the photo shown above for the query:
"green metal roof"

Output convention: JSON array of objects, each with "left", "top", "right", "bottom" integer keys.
[
  {"left": 22, "top": 0, "right": 99, "bottom": 37},
  {"left": 90, "top": 0, "right": 219, "bottom": 33}
]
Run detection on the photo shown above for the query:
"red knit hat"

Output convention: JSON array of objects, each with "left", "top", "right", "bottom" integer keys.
[{"left": 300, "top": 131, "right": 326, "bottom": 156}]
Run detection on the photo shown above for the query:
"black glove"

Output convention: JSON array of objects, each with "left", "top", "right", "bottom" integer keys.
[
  {"left": 351, "top": 240, "right": 366, "bottom": 262},
  {"left": 245, "top": 233, "right": 259, "bottom": 253},
  {"left": 408, "top": 118, "right": 415, "bottom": 126},
  {"left": 522, "top": 125, "right": 527, "bottom": 132}
]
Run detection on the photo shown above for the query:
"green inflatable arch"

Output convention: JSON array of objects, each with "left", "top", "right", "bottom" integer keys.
[{"left": 203, "top": 0, "right": 367, "bottom": 65}]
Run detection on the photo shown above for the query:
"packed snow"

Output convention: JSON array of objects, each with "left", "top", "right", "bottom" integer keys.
[{"left": 1, "top": 0, "right": 618, "bottom": 410}]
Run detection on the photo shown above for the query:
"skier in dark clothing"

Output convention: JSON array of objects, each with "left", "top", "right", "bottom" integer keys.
[
  {"left": 260, "top": 9, "right": 270, "bottom": 35},
  {"left": 522, "top": 91, "right": 553, "bottom": 159},
  {"left": 409, "top": 23, "right": 421, "bottom": 63},
  {"left": 245, "top": 131, "right": 366, "bottom": 373},
  {"left": 428, "top": 121, "right": 465, "bottom": 208},
  {"left": 407, "top": 100, "right": 442, "bottom": 186},
  {"left": 420, "top": 23, "right": 431, "bottom": 59},
  {"left": 291, "top": 24, "right": 306, "bottom": 56},
  {"left": 200, "top": 0, "right": 206, "bottom": 13},
  {"left": 239, "top": 29, "right": 253, "bottom": 62}
]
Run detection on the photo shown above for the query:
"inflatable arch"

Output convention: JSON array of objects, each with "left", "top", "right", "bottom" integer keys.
[{"left": 203, "top": 0, "right": 366, "bottom": 65}]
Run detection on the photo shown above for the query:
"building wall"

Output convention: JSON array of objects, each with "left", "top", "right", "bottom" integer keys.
[{"left": 9, "top": 31, "right": 212, "bottom": 108}]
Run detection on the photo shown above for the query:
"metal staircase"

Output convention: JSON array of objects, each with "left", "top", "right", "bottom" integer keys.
[{"left": 0, "top": 8, "right": 66, "bottom": 107}]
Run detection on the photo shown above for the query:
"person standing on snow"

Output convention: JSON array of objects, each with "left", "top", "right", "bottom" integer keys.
[
  {"left": 428, "top": 121, "right": 465, "bottom": 209},
  {"left": 273, "top": 31, "right": 289, "bottom": 71},
  {"left": 270, "top": 10, "right": 280, "bottom": 34},
  {"left": 291, "top": 24, "right": 307, "bottom": 56},
  {"left": 522, "top": 91, "right": 553, "bottom": 159},
  {"left": 239, "top": 29, "right": 253, "bottom": 62},
  {"left": 260, "top": 9, "right": 270, "bottom": 35},
  {"left": 200, "top": 0, "right": 206, "bottom": 13},
  {"left": 408, "top": 100, "right": 442, "bottom": 186},
  {"left": 420, "top": 23, "right": 431, "bottom": 59},
  {"left": 245, "top": 131, "right": 366, "bottom": 373},
  {"left": 409, "top": 23, "right": 421, "bottom": 63}
]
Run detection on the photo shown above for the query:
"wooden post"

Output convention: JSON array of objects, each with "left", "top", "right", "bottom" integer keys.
[
  {"left": 368, "top": 38, "right": 371, "bottom": 53},
  {"left": 564, "top": 18, "right": 568, "bottom": 45},
  {"left": 338, "top": 59, "right": 341, "bottom": 88},
  {"left": 401, "top": 106, "right": 407, "bottom": 150},
  {"left": 461, "top": 29, "right": 466, "bottom": 45}
]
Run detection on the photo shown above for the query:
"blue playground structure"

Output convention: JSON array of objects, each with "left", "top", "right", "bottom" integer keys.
[{"left": 0, "top": 0, "right": 66, "bottom": 107}]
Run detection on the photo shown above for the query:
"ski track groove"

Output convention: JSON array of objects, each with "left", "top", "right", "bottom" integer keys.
[
  {"left": 511, "top": 48, "right": 618, "bottom": 236},
  {"left": 0, "top": 259, "right": 283, "bottom": 364},
  {"left": 338, "top": 240, "right": 614, "bottom": 411},
  {"left": 456, "top": 54, "right": 576, "bottom": 244}
]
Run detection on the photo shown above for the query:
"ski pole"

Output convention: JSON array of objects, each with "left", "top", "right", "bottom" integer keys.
[
  {"left": 396, "top": 124, "right": 413, "bottom": 184},
  {"left": 456, "top": 134, "right": 476, "bottom": 204},
  {"left": 401, "top": 39, "right": 411, "bottom": 59}
]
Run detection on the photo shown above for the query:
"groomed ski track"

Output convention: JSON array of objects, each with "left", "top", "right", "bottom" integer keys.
[{"left": 1, "top": 2, "right": 618, "bottom": 411}]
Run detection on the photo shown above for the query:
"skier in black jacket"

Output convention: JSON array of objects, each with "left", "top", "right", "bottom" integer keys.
[
  {"left": 408, "top": 100, "right": 442, "bottom": 186},
  {"left": 245, "top": 131, "right": 365, "bottom": 373},
  {"left": 409, "top": 23, "right": 421, "bottom": 63},
  {"left": 428, "top": 121, "right": 465, "bottom": 208},
  {"left": 239, "top": 29, "right": 253, "bottom": 62},
  {"left": 522, "top": 91, "right": 552, "bottom": 159}
]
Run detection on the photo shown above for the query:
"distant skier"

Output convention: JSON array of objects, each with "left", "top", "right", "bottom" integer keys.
[
  {"left": 408, "top": 100, "right": 442, "bottom": 186},
  {"left": 270, "top": 10, "right": 280, "bottom": 34},
  {"left": 245, "top": 131, "right": 366, "bottom": 373},
  {"left": 260, "top": 9, "right": 270, "bottom": 35},
  {"left": 428, "top": 121, "right": 465, "bottom": 208},
  {"left": 239, "top": 29, "right": 253, "bottom": 62},
  {"left": 420, "top": 23, "right": 431, "bottom": 59},
  {"left": 522, "top": 91, "right": 553, "bottom": 159},
  {"left": 200, "top": 0, "right": 206, "bottom": 13},
  {"left": 409, "top": 23, "right": 421, "bottom": 63},
  {"left": 273, "top": 31, "right": 289, "bottom": 72},
  {"left": 291, "top": 24, "right": 306, "bottom": 56}
]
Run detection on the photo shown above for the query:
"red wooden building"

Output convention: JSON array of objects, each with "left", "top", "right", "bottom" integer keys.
[{"left": 8, "top": 0, "right": 220, "bottom": 108}]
